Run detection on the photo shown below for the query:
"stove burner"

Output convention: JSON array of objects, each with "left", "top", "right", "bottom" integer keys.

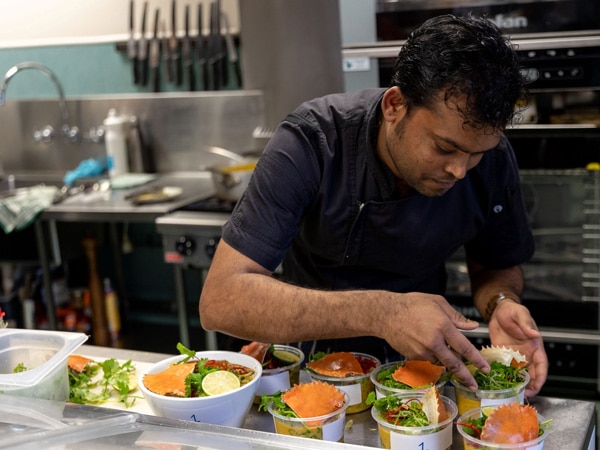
[{"left": 182, "top": 196, "right": 236, "bottom": 213}]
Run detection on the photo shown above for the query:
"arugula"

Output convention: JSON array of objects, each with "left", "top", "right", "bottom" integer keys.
[
  {"left": 468, "top": 361, "right": 525, "bottom": 390},
  {"left": 68, "top": 358, "right": 140, "bottom": 407},
  {"left": 366, "top": 392, "right": 429, "bottom": 427},
  {"left": 13, "top": 363, "right": 28, "bottom": 373},
  {"left": 258, "top": 391, "right": 299, "bottom": 418},
  {"left": 176, "top": 342, "right": 197, "bottom": 362}
]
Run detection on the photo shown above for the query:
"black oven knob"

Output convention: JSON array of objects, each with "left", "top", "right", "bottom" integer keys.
[
  {"left": 175, "top": 236, "right": 195, "bottom": 256},
  {"left": 205, "top": 237, "right": 221, "bottom": 258}
]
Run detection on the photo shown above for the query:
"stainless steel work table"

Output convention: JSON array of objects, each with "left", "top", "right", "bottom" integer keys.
[
  {"left": 34, "top": 172, "right": 217, "bottom": 337},
  {"left": 77, "top": 345, "right": 597, "bottom": 450}
]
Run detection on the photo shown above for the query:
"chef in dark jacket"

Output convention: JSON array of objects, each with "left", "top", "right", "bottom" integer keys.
[{"left": 199, "top": 14, "right": 548, "bottom": 396}]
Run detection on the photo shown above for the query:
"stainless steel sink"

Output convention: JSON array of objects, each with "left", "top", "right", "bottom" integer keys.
[{"left": 0, "top": 173, "right": 64, "bottom": 192}]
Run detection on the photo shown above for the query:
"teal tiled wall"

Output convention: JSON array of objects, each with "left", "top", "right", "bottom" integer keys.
[{"left": 0, "top": 43, "right": 235, "bottom": 99}]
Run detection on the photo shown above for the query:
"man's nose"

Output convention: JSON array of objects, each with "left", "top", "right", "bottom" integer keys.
[{"left": 445, "top": 155, "right": 470, "bottom": 180}]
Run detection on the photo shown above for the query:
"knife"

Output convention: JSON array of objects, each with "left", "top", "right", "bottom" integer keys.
[
  {"left": 208, "top": 0, "right": 224, "bottom": 90},
  {"left": 161, "top": 19, "right": 172, "bottom": 83},
  {"left": 169, "top": 0, "right": 182, "bottom": 86},
  {"left": 183, "top": 5, "right": 195, "bottom": 91},
  {"left": 138, "top": 2, "right": 149, "bottom": 86},
  {"left": 149, "top": 8, "right": 161, "bottom": 92},
  {"left": 221, "top": 11, "right": 241, "bottom": 88},
  {"left": 197, "top": 3, "right": 209, "bottom": 90},
  {"left": 217, "top": 2, "right": 228, "bottom": 87},
  {"left": 128, "top": 0, "right": 138, "bottom": 85}
]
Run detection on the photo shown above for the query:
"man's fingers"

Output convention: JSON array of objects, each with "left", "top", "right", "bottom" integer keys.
[{"left": 436, "top": 346, "right": 477, "bottom": 390}]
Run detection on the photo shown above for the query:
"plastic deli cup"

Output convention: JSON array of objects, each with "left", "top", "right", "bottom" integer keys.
[
  {"left": 371, "top": 393, "right": 458, "bottom": 450},
  {"left": 307, "top": 352, "right": 380, "bottom": 414},
  {"left": 456, "top": 406, "right": 549, "bottom": 450},
  {"left": 451, "top": 370, "right": 530, "bottom": 416},
  {"left": 267, "top": 393, "right": 349, "bottom": 442},
  {"left": 371, "top": 361, "right": 447, "bottom": 399},
  {"left": 253, "top": 345, "right": 305, "bottom": 403}
]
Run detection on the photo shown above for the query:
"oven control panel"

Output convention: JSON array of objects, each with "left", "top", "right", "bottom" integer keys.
[
  {"left": 156, "top": 211, "right": 230, "bottom": 268},
  {"left": 162, "top": 234, "right": 221, "bottom": 267}
]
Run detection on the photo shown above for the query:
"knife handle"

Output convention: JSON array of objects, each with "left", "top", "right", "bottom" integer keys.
[
  {"left": 153, "top": 66, "right": 160, "bottom": 92},
  {"left": 188, "top": 64, "right": 195, "bottom": 91},
  {"left": 140, "top": 57, "right": 149, "bottom": 86}
]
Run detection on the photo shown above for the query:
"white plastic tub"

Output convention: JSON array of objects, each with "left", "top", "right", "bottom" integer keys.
[{"left": 0, "top": 328, "right": 88, "bottom": 401}]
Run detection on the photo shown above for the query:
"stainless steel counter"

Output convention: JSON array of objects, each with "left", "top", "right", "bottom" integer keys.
[
  {"left": 41, "top": 171, "right": 216, "bottom": 223},
  {"left": 33, "top": 172, "right": 217, "bottom": 332},
  {"left": 81, "top": 345, "right": 598, "bottom": 450}
]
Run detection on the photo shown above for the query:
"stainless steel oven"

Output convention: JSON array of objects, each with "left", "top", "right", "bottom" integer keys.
[
  {"left": 375, "top": 0, "right": 600, "bottom": 39},
  {"left": 340, "top": 0, "right": 600, "bottom": 397}
]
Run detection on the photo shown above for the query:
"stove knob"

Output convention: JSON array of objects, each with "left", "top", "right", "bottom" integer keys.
[
  {"left": 205, "top": 237, "right": 221, "bottom": 258},
  {"left": 175, "top": 236, "right": 195, "bottom": 256}
]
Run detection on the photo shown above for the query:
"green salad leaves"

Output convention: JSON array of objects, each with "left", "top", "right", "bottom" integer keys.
[
  {"left": 367, "top": 392, "right": 430, "bottom": 427},
  {"left": 468, "top": 361, "right": 525, "bottom": 390},
  {"left": 69, "top": 358, "right": 140, "bottom": 407}
]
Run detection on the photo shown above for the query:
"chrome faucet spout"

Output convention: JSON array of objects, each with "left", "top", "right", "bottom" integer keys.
[{"left": 0, "top": 62, "right": 79, "bottom": 142}]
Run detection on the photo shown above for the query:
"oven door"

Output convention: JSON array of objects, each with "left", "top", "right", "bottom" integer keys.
[{"left": 376, "top": 0, "right": 600, "bottom": 40}]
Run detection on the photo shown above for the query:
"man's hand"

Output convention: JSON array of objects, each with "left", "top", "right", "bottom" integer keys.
[
  {"left": 380, "top": 293, "right": 489, "bottom": 390},
  {"left": 488, "top": 299, "right": 548, "bottom": 397}
]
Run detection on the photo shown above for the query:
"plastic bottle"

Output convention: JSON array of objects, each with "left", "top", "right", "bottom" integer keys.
[
  {"left": 103, "top": 109, "right": 130, "bottom": 177},
  {"left": 103, "top": 278, "right": 121, "bottom": 342}
]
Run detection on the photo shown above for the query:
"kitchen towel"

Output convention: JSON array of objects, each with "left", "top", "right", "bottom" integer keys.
[{"left": 0, "top": 185, "right": 58, "bottom": 233}]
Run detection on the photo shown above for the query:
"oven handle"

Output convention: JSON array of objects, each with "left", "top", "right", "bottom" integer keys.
[
  {"left": 464, "top": 326, "right": 600, "bottom": 346},
  {"left": 342, "top": 34, "right": 600, "bottom": 59}
]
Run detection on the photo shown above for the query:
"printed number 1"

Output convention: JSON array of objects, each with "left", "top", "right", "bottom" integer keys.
[{"left": 419, "top": 443, "right": 425, "bottom": 450}]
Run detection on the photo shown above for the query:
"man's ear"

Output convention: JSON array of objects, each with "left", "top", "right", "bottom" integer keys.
[{"left": 381, "top": 87, "right": 407, "bottom": 122}]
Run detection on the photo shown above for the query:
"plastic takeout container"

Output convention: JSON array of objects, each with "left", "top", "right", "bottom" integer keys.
[
  {"left": 456, "top": 406, "right": 549, "bottom": 450},
  {"left": 451, "top": 370, "right": 529, "bottom": 415},
  {"left": 0, "top": 328, "right": 88, "bottom": 401},
  {"left": 371, "top": 392, "right": 457, "bottom": 450},
  {"left": 254, "top": 344, "right": 304, "bottom": 403},
  {"left": 371, "top": 361, "right": 447, "bottom": 399},
  {"left": 307, "top": 352, "right": 380, "bottom": 414},
  {"left": 267, "top": 392, "right": 349, "bottom": 442}
]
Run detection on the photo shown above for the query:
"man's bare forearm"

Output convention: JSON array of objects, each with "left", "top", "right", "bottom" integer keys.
[{"left": 199, "top": 241, "right": 384, "bottom": 343}]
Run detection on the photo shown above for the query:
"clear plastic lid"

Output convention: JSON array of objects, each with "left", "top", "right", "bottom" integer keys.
[{"left": 0, "top": 329, "right": 88, "bottom": 387}]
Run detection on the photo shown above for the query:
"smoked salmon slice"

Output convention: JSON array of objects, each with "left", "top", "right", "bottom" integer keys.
[
  {"left": 143, "top": 361, "right": 197, "bottom": 397},
  {"left": 68, "top": 355, "right": 94, "bottom": 373},
  {"left": 240, "top": 341, "right": 271, "bottom": 362},
  {"left": 281, "top": 380, "right": 345, "bottom": 419},
  {"left": 392, "top": 360, "right": 444, "bottom": 388},
  {"left": 306, "top": 352, "right": 364, "bottom": 377}
]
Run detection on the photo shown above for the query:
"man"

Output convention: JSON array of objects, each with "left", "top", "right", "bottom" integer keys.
[{"left": 200, "top": 14, "right": 548, "bottom": 396}]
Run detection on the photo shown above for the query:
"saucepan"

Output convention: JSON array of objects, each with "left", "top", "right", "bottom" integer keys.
[{"left": 204, "top": 146, "right": 258, "bottom": 202}]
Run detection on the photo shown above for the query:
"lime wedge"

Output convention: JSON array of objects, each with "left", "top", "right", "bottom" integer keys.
[
  {"left": 481, "top": 406, "right": 496, "bottom": 418},
  {"left": 272, "top": 350, "right": 300, "bottom": 366},
  {"left": 201, "top": 370, "right": 241, "bottom": 396}
]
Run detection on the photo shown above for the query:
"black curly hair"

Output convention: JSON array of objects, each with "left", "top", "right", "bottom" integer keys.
[{"left": 390, "top": 14, "right": 527, "bottom": 131}]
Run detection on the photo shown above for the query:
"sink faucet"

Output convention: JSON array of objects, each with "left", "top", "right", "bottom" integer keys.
[{"left": 0, "top": 61, "right": 80, "bottom": 143}]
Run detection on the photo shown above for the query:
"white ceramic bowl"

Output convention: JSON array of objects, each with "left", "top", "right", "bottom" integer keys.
[{"left": 139, "top": 350, "right": 263, "bottom": 427}]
